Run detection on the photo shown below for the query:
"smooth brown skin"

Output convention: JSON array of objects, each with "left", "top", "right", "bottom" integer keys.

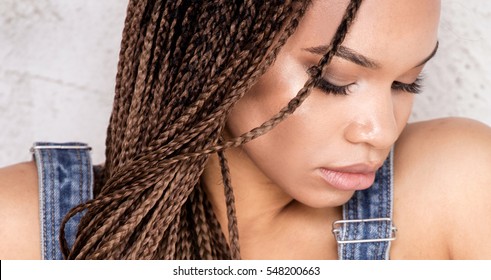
[{"left": 2, "top": 0, "right": 491, "bottom": 259}]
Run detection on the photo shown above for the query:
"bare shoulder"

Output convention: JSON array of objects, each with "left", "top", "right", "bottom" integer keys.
[
  {"left": 0, "top": 160, "right": 41, "bottom": 259},
  {"left": 392, "top": 117, "right": 491, "bottom": 259}
]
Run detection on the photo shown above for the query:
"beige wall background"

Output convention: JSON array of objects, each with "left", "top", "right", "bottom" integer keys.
[{"left": 1, "top": 0, "right": 490, "bottom": 167}]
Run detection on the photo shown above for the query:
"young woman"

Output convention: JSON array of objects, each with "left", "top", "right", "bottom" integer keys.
[{"left": 1, "top": 0, "right": 490, "bottom": 260}]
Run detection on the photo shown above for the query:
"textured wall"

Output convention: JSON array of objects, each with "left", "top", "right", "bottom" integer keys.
[
  {"left": 1, "top": 1, "right": 490, "bottom": 167},
  {"left": 411, "top": 1, "right": 491, "bottom": 125},
  {"left": 0, "top": 0, "right": 126, "bottom": 166}
]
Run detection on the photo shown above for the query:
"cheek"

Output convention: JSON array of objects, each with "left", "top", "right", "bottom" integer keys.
[
  {"left": 243, "top": 117, "right": 314, "bottom": 179},
  {"left": 225, "top": 51, "right": 340, "bottom": 170},
  {"left": 225, "top": 72, "right": 352, "bottom": 206},
  {"left": 393, "top": 93, "right": 415, "bottom": 130},
  {"left": 224, "top": 64, "right": 325, "bottom": 192},
  {"left": 225, "top": 54, "right": 308, "bottom": 137},
  {"left": 236, "top": 112, "right": 355, "bottom": 208},
  {"left": 225, "top": 66, "right": 314, "bottom": 169}
]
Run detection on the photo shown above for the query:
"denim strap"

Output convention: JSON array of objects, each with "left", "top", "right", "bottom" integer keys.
[
  {"left": 32, "top": 142, "right": 93, "bottom": 260},
  {"left": 335, "top": 149, "right": 396, "bottom": 260}
]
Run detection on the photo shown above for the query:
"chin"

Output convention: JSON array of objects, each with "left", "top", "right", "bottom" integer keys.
[{"left": 297, "top": 189, "right": 355, "bottom": 209}]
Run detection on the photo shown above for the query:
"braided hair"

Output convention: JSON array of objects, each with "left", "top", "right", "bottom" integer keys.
[{"left": 60, "top": 0, "right": 363, "bottom": 259}]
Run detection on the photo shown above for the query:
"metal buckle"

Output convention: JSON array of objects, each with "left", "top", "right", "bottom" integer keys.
[
  {"left": 332, "top": 218, "right": 397, "bottom": 244},
  {"left": 30, "top": 145, "right": 92, "bottom": 154}
]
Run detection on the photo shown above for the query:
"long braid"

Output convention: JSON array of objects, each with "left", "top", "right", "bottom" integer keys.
[
  {"left": 60, "top": 0, "right": 363, "bottom": 259},
  {"left": 217, "top": 150, "right": 241, "bottom": 259}
]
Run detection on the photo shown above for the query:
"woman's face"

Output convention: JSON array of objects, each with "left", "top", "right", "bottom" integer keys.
[{"left": 225, "top": 0, "right": 440, "bottom": 208}]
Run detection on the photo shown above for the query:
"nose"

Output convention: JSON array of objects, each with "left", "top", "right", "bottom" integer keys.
[{"left": 343, "top": 93, "right": 399, "bottom": 150}]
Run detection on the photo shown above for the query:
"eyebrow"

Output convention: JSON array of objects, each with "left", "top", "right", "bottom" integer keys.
[{"left": 303, "top": 41, "right": 439, "bottom": 69}]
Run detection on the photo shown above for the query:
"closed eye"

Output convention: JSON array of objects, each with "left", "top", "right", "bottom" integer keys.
[
  {"left": 314, "top": 79, "right": 352, "bottom": 95},
  {"left": 313, "top": 74, "right": 424, "bottom": 95},
  {"left": 392, "top": 76, "right": 423, "bottom": 94}
]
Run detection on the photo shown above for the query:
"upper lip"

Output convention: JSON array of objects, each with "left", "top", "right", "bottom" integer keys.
[{"left": 321, "top": 163, "right": 384, "bottom": 174}]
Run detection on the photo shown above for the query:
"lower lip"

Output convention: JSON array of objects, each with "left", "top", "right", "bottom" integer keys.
[{"left": 319, "top": 168, "right": 376, "bottom": 191}]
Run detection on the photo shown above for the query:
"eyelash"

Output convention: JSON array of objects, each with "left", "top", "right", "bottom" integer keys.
[{"left": 314, "top": 75, "right": 424, "bottom": 95}]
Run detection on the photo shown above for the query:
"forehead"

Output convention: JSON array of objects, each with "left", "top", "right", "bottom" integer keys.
[{"left": 289, "top": 0, "right": 440, "bottom": 69}]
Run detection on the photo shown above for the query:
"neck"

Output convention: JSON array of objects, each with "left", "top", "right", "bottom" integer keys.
[
  {"left": 201, "top": 146, "right": 341, "bottom": 259},
  {"left": 202, "top": 146, "right": 293, "bottom": 237}
]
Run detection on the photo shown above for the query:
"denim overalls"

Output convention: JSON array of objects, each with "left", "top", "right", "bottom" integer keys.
[{"left": 32, "top": 142, "right": 396, "bottom": 260}]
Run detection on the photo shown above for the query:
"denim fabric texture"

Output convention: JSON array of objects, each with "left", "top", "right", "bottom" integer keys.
[
  {"left": 32, "top": 142, "right": 93, "bottom": 260},
  {"left": 336, "top": 149, "right": 395, "bottom": 260}
]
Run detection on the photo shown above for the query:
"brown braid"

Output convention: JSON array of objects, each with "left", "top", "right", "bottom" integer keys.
[{"left": 59, "top": 0, "right": 363, "bottom": 259}]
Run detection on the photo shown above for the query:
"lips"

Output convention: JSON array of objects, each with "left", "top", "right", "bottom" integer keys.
[{"left": 319, "top": 164, "right": 381, "bottom": 191}]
